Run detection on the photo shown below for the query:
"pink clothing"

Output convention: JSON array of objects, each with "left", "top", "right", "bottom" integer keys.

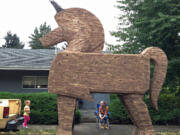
[{"left": 23, "top": 115, "right": 30, "bottom": 127}]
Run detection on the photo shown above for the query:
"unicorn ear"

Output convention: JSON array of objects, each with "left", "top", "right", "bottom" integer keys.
[{"left": 49, "top": 0, "right": 63, "bottom": 13}]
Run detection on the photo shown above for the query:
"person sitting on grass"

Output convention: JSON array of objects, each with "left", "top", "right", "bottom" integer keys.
[
  {"left": 23, "top": 100, "right": 31, "bottom": 128},
  {"left": 99, "top": 100, "right": 109, "bottom": 129}
]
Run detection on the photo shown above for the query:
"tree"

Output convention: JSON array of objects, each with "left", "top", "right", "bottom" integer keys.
[
  {"left": 109, "top": 0, "right": 180, "bottom": 94},
  {"left": 62, "top": 42, "right": 68, "bottom": 50},
  {"left": 108, "top": 0, "right": 180, "bottom": 59},
  {"left": 29, "top": 22, "right": 54, "bottom": 49},
  {"left": 2, "top": 31, "right": 24, "bottom": 49}
]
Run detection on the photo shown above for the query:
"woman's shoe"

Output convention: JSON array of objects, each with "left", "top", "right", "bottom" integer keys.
[
  {"left": 100, "top": 125, "right": 104, "bottom": 129},
  {"left": 105, "top": 125, "right": 109, "bottom": 129}
]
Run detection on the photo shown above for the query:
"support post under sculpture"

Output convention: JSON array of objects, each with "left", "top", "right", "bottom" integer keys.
[{"left": 40, "top": 1, "right": 168, "bottom": 135}]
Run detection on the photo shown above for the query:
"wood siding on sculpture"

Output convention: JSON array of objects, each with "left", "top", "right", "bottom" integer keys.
[
  {"left": 48, "top": 52, "right": 150, "bottom": 100},
  {"left": 40, "top": 8, "right": 104, "bottom": 53},
  {"left": 40, "top": 2, "right": 168, "bottom": 134}
]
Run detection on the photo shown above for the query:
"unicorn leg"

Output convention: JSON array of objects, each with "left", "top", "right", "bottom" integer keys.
[
  {"left": 118, "top": 94, "right": 155, "bottom": 135},
  {"left": 56, "top": 95, "right": 76, "bottom": 135}
]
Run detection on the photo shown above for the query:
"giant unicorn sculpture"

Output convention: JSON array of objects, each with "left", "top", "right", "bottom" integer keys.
[{"left": 40, "top": 1, "right": 168, "bottom": 135}]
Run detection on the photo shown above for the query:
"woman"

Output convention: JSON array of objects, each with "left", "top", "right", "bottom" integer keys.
[{"left": 99, "top": 100, "right": 109, "bottom": 129}]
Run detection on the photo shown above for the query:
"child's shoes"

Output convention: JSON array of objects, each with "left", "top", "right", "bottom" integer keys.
[{"left": 22, "top": 123, "right": 25, "bottom": 128}]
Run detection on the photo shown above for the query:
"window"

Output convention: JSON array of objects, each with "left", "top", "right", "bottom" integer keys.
[{"left": 23, "top": 76, "right": 48, "bottom": 89}]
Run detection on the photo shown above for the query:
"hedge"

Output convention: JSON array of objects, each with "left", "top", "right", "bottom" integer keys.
[
  {"left": 0, "top": 92, "right": 81, "bottom": 124},
  {"left": 109, "top": 94, "right": 180, "bottom": 125}
]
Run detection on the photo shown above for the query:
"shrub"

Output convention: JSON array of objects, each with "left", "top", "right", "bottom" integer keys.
[
  {"left": 146, "top": 94, "right": 180, "bottom": 125},
  {"left": 0, "top": 92, "right": 81, "bottom": 124},
  {"left": 109, "top": 95, "right": 130, "bottom": 124},
  {"left": 75, "top": 108, "right": 81, "bottom": 124},
  {"left": 109, "top": 94, "right": 180, "bottom": 125}
]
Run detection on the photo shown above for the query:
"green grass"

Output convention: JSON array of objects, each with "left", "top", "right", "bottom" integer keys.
[
  {"left": 0, "top": 129, "right": 56, "bottom": 135},
  {"left": 1, "top": 130, "right": 180, "bottom": 135},
  {"left": 156, "top": 132, "right": 180, "bottom": 135}
]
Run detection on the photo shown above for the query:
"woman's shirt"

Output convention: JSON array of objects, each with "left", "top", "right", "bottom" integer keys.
[{"left": 99, "top": 105, "right": 109, "bottom": 115}]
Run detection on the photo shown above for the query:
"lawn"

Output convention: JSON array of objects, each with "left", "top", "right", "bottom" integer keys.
[
  {"left": 0, "top": 129, "right": 55, "bottom": 135},
  {"left": 156, "top": 132, "right": 180, "bottom": 135},
  {"left": 1, "top": 130, "right": 180, "bottom": 135}
]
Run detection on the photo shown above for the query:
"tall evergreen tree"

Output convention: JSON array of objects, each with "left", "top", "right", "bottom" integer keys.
[
  {"left": 29, "top": 22, "right": 54, "bottom": 49},
  {"left": 62, "top": 42, "right": 68, "bottom": 50},
  {"left": 108, "top": 0, "right": 180, "bottom": 59},
  {"left": 109, "top": 0, "right": 180, "bottom": 93},
  {"left": 2, "top": 31, "right": 24, "bottom": 49}
]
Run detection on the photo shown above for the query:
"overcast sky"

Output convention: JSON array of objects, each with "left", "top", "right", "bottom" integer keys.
[{"left": 0, "top": 0, "right": 120, "bottom": 49}]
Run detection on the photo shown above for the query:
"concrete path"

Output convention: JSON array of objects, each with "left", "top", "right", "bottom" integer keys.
[
  {"left": 80, "top": 109, "right": 96, "bottom": 122},
  {"left": 21, "top": 123, "right": 180, "bottom": 135},
  {"left": 74, "top": 123, "right": 133, "bottom": 135}
]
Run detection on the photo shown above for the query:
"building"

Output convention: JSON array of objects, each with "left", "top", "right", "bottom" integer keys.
[{"left": 0, "top": 48, "right": 110, "bottom": 110}]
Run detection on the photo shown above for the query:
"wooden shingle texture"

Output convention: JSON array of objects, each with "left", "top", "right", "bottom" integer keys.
[{"left": 40, "top": 6, "right": 168, "bottom": 135}]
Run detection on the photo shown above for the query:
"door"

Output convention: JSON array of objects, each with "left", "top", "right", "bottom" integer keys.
[{"left": 9, "top": 100, "right": 21, "bottom": 115}]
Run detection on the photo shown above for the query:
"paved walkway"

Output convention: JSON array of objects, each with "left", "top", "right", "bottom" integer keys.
[
  {"left": 80, "top": 109, "right": 96, "bottom": 122},
  {"left": 20, "top": 123, "right": 180, "bottom": 135}
]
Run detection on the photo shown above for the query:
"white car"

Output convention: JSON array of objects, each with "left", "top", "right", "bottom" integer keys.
[{"left": 0, "top": 99, "right": 24, "bottom": 131}]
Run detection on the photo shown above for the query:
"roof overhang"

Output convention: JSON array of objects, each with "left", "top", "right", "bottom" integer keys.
[{"left": 0, "top": 67, "right": 50, "bottom": 71}]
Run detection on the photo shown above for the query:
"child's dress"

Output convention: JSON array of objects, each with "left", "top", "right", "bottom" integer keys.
[{"left": 23, "top": 105, "right": 30, "bottom": 128}]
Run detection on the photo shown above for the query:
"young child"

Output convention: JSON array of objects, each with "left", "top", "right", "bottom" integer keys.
[{"left": 23, "top": 100, "right": 31, "bottom": 128}]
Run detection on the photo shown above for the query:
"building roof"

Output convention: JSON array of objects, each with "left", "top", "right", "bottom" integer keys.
[
  {"left": 0, "top": 48, "right": 112, "bottom": 71},
  {"left": 0, "top": 48, "right": 56, "bottom": 70}
]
